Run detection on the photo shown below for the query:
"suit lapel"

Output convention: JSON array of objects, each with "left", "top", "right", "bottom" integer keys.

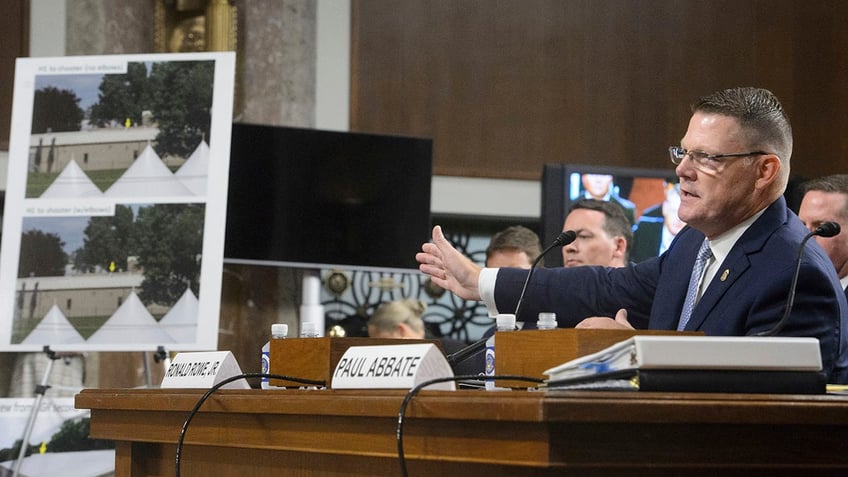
[
  {"left": 683, "top": 198, "right": 787, "bottom": 331},
  {"left": 650, "top": 226, "right": 702, "bottom": 330},
  {"left": 684, "top": 249, "right": 752, "bottom": 330}
]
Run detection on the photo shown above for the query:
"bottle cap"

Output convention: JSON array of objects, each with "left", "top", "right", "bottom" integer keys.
[
  {"left": 537, "top": 312, "right": 556, "bottom": 324},
  {"left": 495, "top": 313, "right": 516, "bottom": 331},
  {"left": 536, "top": 312, "right": 557, "bottom": 330},
  {"left": 271, "top": 323, "right": 288, "bottom": 337},
  {"left": 300, "top": 321, "right": 319, "bottom": 337}
]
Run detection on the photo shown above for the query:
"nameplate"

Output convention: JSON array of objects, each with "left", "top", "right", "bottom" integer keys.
[
  {"left": 161, "top": 351, "right": 250, "bottom": 389},
  {"left": 331, "top": 343, "right": 455, "bottom": 390}
]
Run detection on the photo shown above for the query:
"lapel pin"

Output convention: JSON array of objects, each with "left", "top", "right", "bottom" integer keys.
[{"left": 720, "top": 269, "right": 729, "bottom": 281}]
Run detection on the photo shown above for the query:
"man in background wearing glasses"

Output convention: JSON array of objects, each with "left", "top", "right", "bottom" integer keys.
[{"left": 417, "top": 86, "right": 848, "bottom": 383}]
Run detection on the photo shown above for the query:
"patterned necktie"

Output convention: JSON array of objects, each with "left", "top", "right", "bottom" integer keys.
[{"left": 677, "top": 239, "right": 713, "bottom": 331}]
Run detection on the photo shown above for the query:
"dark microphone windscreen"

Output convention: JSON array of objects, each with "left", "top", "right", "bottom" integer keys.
[
  {"left": 554, "top": 230, "right": 577, "bottom": 247},
  {"left": 815, "top": 221, "right": 841, "bottom": 238}
]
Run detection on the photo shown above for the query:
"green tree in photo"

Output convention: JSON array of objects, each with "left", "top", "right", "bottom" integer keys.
[
  {"left": 0, "top": 439, "right": 35, "bottom": 461},
  {"left": 135, "top": 204, "right": 204, "bottom": 306},
  {"left": 31, "top": 86, "right": 84, "bottom": 133},
  {"left": 147, "top": 60, "right": 214, "bottom": 158},
  {"left": 73, "top": 205, "right": 137, "bottom": 273},
  {"left": 48, "top": 418, "right": 114, "bottom": 452},
  {"left": 18, "top": 229, "right": 67, "bottom": 277},
  {"left": 88, "top": 62, "right": 153, "bottom": 127}
]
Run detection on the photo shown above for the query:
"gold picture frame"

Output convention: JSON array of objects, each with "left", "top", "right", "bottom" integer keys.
[{"left": 154, "top": 0, "right": 237, "bottom": 53}]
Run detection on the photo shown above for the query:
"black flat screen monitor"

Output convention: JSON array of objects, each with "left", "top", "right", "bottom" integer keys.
[
  {"left": 225, "top": 123, "right": 433, "bottom": 272},
  {"left": 541, "top": 163, "right": 680, "bottom": 266}
]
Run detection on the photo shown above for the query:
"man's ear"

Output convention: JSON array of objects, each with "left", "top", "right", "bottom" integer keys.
[
  {"left": 755, "top": 154, "right": 781, "bottom": 189},
  {"left": 613, "top": 236, "right": 628, "bottom": 259}
]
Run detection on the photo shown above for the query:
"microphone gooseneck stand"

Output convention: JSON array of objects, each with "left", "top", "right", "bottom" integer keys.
[{"left": 446, "top": 230, "right": 577, "bottom": 368}]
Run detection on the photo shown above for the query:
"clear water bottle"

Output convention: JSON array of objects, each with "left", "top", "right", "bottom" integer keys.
[
  {"left": 485, "top": 313, "right": 516, "bottom": 390},
  {"left": 261, "top": 323, "right": 289, "bottom": 389},
  {"left": 297, "top": 321, "right": 321, "bottom": 389},
  {"left": 300, "top": 321, "right": 320, "bottom": 338},
  {"left": 536, "top": 312, "right": 557, "bottom": 330}
]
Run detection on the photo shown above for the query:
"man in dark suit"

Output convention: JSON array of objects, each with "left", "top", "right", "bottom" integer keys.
[
  {"left": 562, "top": 198, "right": 632, "bottom": 268},
  {"left": 631, "top": 182, "right": 685, "bottom": 262},
  {"left": 798, "top": 175, "right": 848, "bottom": 302},
  {"left": 581, "top": 173, "right": 637, "bottom": 225},
  {"left": 417, "top": 87, "right": 848, "bottom": 383}
]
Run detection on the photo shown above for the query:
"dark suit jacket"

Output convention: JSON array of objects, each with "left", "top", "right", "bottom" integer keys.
[
  {"left": 631, "top": 204, "right": 664, "bottom": 263},
  {"left": 495, "top": 197, "right": 848, "bottom": 383}
]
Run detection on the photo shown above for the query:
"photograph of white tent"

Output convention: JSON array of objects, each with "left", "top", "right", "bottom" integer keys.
[
  {"left": 2, "top": 52, "right": 235, "bottom": 352},
  {"left": 175, "top": 140, "right": 209, "bottom": 196},
  {"left": 103, "top": 144, "right": 193, "bottom": 198},
  {"left": 39, "top": 159, "right": 103, "bottom": 198},
  {"left": 86, "top": 290, "right": 174, "bottom": 345},
  {"left": 20, "top": 304, "right": 85, "bottom": 345},
  {"left": 158, "top": 287, "right": 199, "bottom": 343}
]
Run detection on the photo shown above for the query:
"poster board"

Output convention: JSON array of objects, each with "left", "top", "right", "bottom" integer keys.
[
  {"left": 0, "top": 397, "right": 113, "bottom": 477},
  {"left": 0, "top": 52, "right": 235, "bottom": 351}
]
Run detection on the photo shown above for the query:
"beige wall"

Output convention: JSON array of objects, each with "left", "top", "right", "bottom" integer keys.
[{"left": 30, "top": 140, "right": 157, "bottom": 173}]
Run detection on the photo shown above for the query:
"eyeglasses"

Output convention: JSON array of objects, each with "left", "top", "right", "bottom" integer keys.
[{"left": 669, "top": 146, "right": 772, "bottom": 172}]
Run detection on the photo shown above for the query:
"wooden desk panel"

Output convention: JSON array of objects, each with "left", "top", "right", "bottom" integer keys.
[{"left": 76, "top": 388, "right": 848, "bottom": 476}]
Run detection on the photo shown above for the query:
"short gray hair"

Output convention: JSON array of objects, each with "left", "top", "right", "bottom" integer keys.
[{"left": 692, "top": 87, "right": 793, "bottom": 189}]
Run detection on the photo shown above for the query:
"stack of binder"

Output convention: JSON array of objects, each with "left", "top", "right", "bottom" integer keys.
[{"left": 543, "top": 335, "right": 826, "bottom": 394}]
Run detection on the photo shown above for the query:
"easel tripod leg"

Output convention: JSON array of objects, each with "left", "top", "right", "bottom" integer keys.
[{"left": 12, "top": 346, "right": 60, "bottom": 477}]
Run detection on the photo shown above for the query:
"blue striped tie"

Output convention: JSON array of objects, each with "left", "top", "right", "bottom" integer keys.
[{"left": 677, "top": 239, "right": 713, "bottom": 331}]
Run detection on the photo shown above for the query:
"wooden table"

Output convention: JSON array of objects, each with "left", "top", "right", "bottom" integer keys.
[{"left": 76, "top": 388, "right": 848, "bottom": 476}]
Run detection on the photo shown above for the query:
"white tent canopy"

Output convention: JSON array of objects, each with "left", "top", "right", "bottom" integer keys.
[
  {"left": 86, "top": 290, "right": 174, "bottom": 344},
  {"left": 158, "top": 287, "right": 199, "bottom": 343},
  {"left": 103, "top": 144, "right": 193, "bottom": 198},
  {"left": 21, "top": 304, "right": 85, "bottom": 345},
  {"left": 175, "top": 140, "right": 209, "bottom": 196},
  {"left": 40, "top": 159, "right": 103, "bottom": 198}
]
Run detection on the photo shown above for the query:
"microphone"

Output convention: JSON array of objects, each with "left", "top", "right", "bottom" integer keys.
[
  {"left": 757, "top": 221, "right": 841, "bottom": 337},
  {"left": 814, "top": 221, "right": 841, "bottom": 238},
  {"left": 446, "top": 230, "right": 577, "bottom": 368},
  {"left": 513, "top": 230, "right": 577, "bottom": 322}
]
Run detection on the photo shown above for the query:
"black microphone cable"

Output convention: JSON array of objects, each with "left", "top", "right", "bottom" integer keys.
[
  {"left": 757, "top": 221, "right": 841, "bottom": 337},
  {"left": 175, "top": 373, "right": 326, "bottom": 477},
  {"left": 395, "top": 374, "right": 544, "bottom": 477}
]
